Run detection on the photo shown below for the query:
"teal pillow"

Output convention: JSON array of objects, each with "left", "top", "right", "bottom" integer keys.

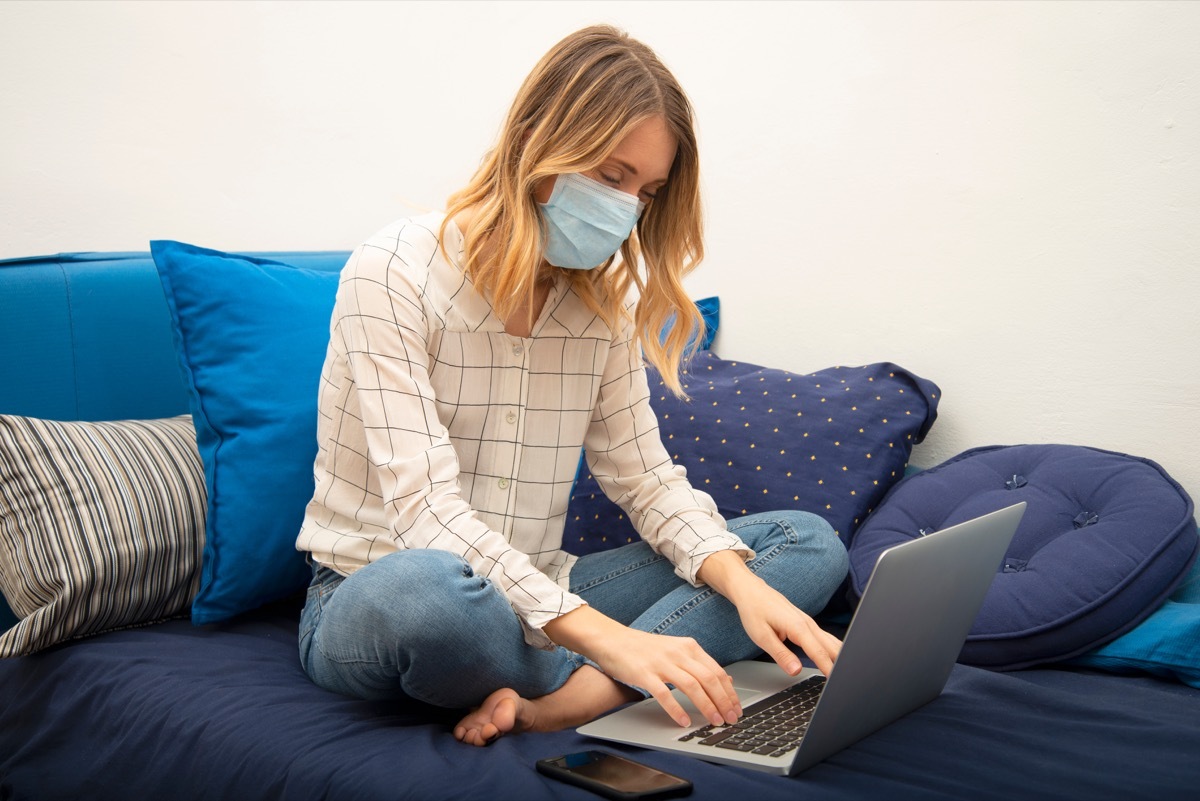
[
  {"left": 1071, "top": 530, "right": 1200, "bottom": 688},
  {"left": 151, "top": 241, "right": 343, "bottom": 625}
]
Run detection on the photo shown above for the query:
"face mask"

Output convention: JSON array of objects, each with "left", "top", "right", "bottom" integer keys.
[{"left": 538, "top": 173, "right": 645, "bottom": 270}]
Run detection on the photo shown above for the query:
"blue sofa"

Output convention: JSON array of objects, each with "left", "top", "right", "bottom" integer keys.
[{"left": 3, "top": 249, "right": 1200, "bottom": 800}]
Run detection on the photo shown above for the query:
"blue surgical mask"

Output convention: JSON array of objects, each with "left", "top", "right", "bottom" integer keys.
[{"left": 538, "top": 173, "right": 645, "bottom": 270}]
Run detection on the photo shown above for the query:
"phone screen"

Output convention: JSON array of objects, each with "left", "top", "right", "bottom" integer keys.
[{"left": 537, "top": 750, "right": 692, "bottom": 799}]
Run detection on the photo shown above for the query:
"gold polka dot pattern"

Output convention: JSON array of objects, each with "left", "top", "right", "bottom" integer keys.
[{"left": 564, "top": 351, "right": 940, "bottom": 555}]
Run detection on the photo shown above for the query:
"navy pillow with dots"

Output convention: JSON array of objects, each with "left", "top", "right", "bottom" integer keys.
[
  {"left": 847, "top": 444, "right": 1199, "bottom": 670},
  {"left": 562, "top": 351, "right": 940, "bottom": 555}
]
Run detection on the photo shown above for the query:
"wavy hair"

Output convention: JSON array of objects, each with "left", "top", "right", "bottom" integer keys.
[{"left": 440, "top": 24, "right": 705, "bottom": 396}]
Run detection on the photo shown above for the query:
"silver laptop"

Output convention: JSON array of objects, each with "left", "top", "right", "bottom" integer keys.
[{"left": 578, "top": 502, "right": 1026, "bottom": 775}]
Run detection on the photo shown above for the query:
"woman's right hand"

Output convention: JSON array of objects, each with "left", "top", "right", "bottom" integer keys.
[{"left": 542, "top": 606, "right": 741, "bottom": 729}]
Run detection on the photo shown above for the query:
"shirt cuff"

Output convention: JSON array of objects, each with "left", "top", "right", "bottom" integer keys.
[
  {"left": 679, "top": 533, "right": 756, "bottom": 587},
  {"left": 520, "top": 592, "right": 587, "bottom": 650}
]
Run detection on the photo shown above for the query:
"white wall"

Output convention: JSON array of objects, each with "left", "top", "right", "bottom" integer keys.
[{"left": 3, "top": 1, "right": 1198, "bottom": 500}]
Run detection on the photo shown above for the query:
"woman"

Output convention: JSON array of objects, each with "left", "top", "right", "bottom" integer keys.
[{"left": 296, "top": 24, "right": 849, "bottom": 747}]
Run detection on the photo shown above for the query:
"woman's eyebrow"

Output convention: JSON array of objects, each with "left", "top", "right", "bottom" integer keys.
[
  {"left": 610, "top": 158, "right": 640, "bottom": 177},
  {"left": 608, "top": 158, "right": 669, "bottom": 186}
]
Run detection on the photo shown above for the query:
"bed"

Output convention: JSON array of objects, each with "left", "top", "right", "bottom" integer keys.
[{"left": 2, "top": 246, "right": 1198, "bottom": 801}]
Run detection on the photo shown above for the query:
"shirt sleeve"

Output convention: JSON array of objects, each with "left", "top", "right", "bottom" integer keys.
[
  {"left": 582, "top": 308, "right": 754, "bottom": 585},
  {"left": 335, "top": 236, "right": 584, "bottom": 648}
]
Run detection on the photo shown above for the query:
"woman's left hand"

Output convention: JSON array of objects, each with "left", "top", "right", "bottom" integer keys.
[{"left": 697, "top": 550, "right": 842, "bottom": 677}]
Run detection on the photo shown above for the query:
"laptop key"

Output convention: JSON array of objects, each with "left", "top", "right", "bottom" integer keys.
[
  {"left": 716, "top": 741, "right": 760, "bottom": 752},
  {"left": 698, "top": 727, "right": 741, "bottom": 746}
]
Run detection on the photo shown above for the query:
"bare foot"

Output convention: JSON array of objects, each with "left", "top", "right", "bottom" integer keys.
[
  {"left": 454, "top": 688, "right": 525, "bottom": 746},
  {"left": 453, "top": 666, "right": 638, "bottom": 747}
]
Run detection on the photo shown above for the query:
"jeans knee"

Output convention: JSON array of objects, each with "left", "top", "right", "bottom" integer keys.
[
  {"left": 785, "top": 512, "right": 848, "bottom": 586},
  {"left": 319, "top": 551, "right": 474, "bottom": 645},
  {"left": 732, "top": 509, "right": 838, "bottom": 549},
  {"left": 731, "top": 510, "right": 849, "bottom": 598}
]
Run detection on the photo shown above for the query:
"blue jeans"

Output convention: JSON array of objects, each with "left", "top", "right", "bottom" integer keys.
[{"left": 298, "top": 510, "right": 848, "bottom": 709}]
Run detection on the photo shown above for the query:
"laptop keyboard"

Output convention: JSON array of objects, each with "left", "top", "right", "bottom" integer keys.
[{"left": 677, "top": 675, "right": 826, "bottom": 757}]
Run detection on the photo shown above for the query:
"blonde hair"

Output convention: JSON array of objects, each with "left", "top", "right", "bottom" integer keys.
[{"left": 441, "top": 24, "right": 705, "bottom": 396}]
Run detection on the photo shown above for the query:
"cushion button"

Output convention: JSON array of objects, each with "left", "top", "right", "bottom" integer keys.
[
  {"left": 1005, "top": 475, "right": 1028, "bottom": 490},
  {"left": 1073, "top": 511, "right": 1100, "bottom": 528}
]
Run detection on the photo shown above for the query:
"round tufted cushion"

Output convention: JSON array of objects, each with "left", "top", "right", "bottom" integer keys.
[{"left": 846, "top": 444, "right": 1198, "bottom": 670}]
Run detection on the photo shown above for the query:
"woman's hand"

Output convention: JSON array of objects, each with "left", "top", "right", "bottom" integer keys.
[
  {"left": 697, "top": 550, "right": 842, "bottom": 677},
  {"left": 543, "top": 606, "right": 741, "bottom": 729}
]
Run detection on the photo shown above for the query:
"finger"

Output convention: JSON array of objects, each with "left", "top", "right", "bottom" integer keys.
[
  {"left": 671, "top": 670, "right": 728, "bottom": 727},
  {"left": 648, "top": 681, "right": 693, "bottom": 728},
  {"left": 663, "top": 638, "right": 739, "bottom": 724},
  {"left": 720, "top": 667, "right": 742, "bottom": 717},
  {"left": 756, "top": 628, "right": 805, "bottom": 676},
  {"left": 788, "top": 623, "right": 842, "bottom": 676},
  {"left": 686, "top": 659, "right": 741, "bottom": 723}
]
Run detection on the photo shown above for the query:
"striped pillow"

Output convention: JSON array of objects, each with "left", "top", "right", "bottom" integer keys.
[{"left": 0, "top": 415, "right": 205, "bottom": 657}]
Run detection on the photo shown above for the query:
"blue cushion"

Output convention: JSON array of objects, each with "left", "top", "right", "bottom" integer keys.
[
  {"left": 151, "top": 241, "right": 346, "bottom": 625},
  {"left": 847, "top": 444, "right": 1199, "bottom": 670},
  {"left": 563, "top": 354, "right": 940, "bottom": 555},
  {"left": 1070, "top": 539, "right": 1200, "bottom": 688},
  {"left": 0, "top": 253, "right": 191, "bottom": 423},
  {"left": 661, "top": 295, "right": 719, "bottom": 351}
]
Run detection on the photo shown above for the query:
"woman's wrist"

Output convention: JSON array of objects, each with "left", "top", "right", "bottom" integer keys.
[
  {"left": 696, "top": 549, "right": 764, "bottom": 606},
  {"left": 541, "top": 604, "right": 624, "bottom": 660}
]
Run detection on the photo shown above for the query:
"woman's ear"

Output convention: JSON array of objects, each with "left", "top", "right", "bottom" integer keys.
[{"left": 533, "top": 175, "right": 556, "bottom": 205}]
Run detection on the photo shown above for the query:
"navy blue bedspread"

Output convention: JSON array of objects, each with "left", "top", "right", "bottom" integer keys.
[{"left": 3, "top": 595, "right": 1199, "bottom": 801}]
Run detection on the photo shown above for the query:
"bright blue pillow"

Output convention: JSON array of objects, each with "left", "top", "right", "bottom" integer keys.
[
  {"left": 151, "top": 241, "right": 344, "bottom": 625},
  {"left": 659, "top": 295, "right": 719, "bottom": 351},
  {"left": 1071, "top": 534, "right": 1200, "bottom": 688}
]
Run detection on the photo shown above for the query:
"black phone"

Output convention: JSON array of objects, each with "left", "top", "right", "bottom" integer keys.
[{"left": 536, "top": 750, "right": 693, "bottom": 800}]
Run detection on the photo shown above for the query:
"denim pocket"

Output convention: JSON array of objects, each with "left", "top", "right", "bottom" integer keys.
[{"left": 299, "top": 568, "right": 344, "bottom": 653}]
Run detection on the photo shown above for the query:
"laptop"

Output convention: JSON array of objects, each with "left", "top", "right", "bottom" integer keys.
[{"left": 578, "top": 502, "right": 1026, "bottom": 776}]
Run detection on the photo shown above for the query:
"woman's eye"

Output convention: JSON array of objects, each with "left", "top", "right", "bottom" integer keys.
[{"left": 600, "top": 173, "right": 621, "bottom": 186}]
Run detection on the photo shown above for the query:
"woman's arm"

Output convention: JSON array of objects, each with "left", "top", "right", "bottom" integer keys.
[
  {"left": 542, "top": 604, "right": 742, "bottom": 729},
  {"left": 697, "top": 550, "right": 842, "bottom": 676},
  {"left": 581, "top": 309, "right": 839, "bottom": 678},
  {"left": 582, "top": 309, "right": 752, "bottom": 582}
]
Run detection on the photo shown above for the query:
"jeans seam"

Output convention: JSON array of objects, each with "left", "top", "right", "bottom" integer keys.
[
  {"left": 300, "top": 571, "right": 342, "bottom": 643},
  {"left": 571, "top": 552, "right": 665, "bottom": 594},
  {"left": 727, "top": 514, "right": 803, "bottom": 545},
  {"left": 647, "top": 541, "right": 788, "bottom": 635},
  {"left": 648, "top": 587, "right": 716, "bottom": 634}
]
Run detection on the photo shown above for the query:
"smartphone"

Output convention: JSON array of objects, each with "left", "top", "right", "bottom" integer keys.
[{"left": 536, "top": 750, "right": 693, "bottom": 800}]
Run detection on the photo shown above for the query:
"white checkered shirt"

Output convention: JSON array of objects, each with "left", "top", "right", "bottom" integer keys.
[{"left": 297, "top": 212, "right": 750, "bottom": 648}]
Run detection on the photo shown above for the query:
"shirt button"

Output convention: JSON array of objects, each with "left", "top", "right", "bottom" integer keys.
[
  {"left": 506, "top": 411, "right": 517, "bottom": 424},
  {"left": 512, "top": 343, "right": 524, "bottom": 356},
  {"left": 498, "top": 478, "right": 510, "bottom": 489}
]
